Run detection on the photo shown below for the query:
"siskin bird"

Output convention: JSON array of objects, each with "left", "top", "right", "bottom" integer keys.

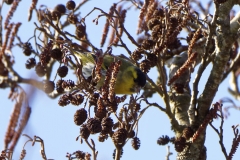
[{"left": 73, "top": 51, "right": 146, "bottom": 94}]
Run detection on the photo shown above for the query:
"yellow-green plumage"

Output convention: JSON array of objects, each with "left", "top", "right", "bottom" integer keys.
[{"left": 74, "top": 51, "right": 146, "bottom": 94}]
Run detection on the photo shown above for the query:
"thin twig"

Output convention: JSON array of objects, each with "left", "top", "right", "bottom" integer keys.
[{"left": 84, "top": 139, "right": 97, "bottom": 160}]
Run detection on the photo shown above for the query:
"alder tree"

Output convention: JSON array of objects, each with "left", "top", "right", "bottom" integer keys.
[{"left": 1, "top": 0, "right": 240, "bottom": 160}]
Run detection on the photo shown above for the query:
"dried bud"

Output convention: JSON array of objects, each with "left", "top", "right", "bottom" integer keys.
[
  {"left": 141, "top": 39, "right": 154, "bottom": 50},
  {"left": 74, "top": 108, "right": 87, "bottom": 126},
  {"left": 74, "top": 150, "right": 85, "bottom": 159},
  {"left": 40, "top": 51, "right": 51, "bottom": 65},
  {"left": 113, "top": 149, "right": 123, "bottom": 159},
  {"left": 51, "top": 48, "right": 63, "bottom": 61},
  {"left": 134, "top": 103, "right": 141, "bottom": 112},
  {"left": 169, "top": 17, "right": 179, "bottom": 30},
  {"left": 101, "top": 117, "right": 114, "bottom": 134},
  {"left": 147, "top": 18, "right": 160, "bottom": 30},
  {"left": 174, "top": 137, "right": 186, "bottom": 152},
  {"left": 131, "top": 137, "right": 141, "bottom": 150},
  {"left": 89, "top": 93, "right": 99, "bottom": 106},
  {"left": 98, "top": 133, "right": 108, "bottom": 142},
  {"left": 87, "top": 118, "right": 102, "bottom": 134},
  {"left": 94, "top": 98, "right": 107, "bottom": 119},
  {"left": 147, "top": 53, "right": 157, "bottom": 67},
  {"left": 112, "top": 128, "right": 128, "bottom": 147},
  {"left": 61, "top": 80, "right": 75, "bottom": 89},
  {"left": 4, "top": 0, "right": 14, "bottom": 5},
  {"left": 75, "top": 23, "right": 86, "bottom": 39},
  {"left": 51, "top": 10, "right": 61, "bottom": 21},
  {"left": 56, "top": 79, "right": 64, "bottom": 93},
  {"left": 57, "top": 66, "right": 68, "bottom": 77},
  {"left": 25, "top": 58, "right": 36, "bottom": 69},
  {"left": 58, "top": 94, "right": 71, "bottom": 106},
  {"left": 153, "top": 8, "right": 164, "bottom": 17},
  {"left": 68, "top": 14, "right": 78, "bottom": 24},
  {"left": 35, "top": 62, "right": 46, "bottom": 77},
  {"left": 140, "top": 59, "right": 151, "bottom": 73},
  {"left": 107, "top": 101, "right": 118, "bottom": 113},
  {"left": 71, "top": 94, "right": 84, "bottom": 106},
  {"left": 43, "top": 80, "right": 55, "bottom": 93},
  {"left": 131, "top": 49, "right": 143, "bottom": 61},
  {"left": 80, "top": 124, "right": 90, "bottom": 139},
  {"left": 66, "top": 0, "right": 76, "bottom": 10},
  {"left": 54, "top": 4, "right": 66, "bottom": 14},
  {"left": 157, "top": 135, "right": 170, "bottom": 145},
  {"left": 23, "top": 42, "right": 32, "bottom": 56},
  {"left": 151, "top": 26, "right": 163, "bottom": 42}
]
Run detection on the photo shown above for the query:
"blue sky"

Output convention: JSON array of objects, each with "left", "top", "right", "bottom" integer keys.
[{"left": 0, "top": 0, "right": 240, "bottom": 160}]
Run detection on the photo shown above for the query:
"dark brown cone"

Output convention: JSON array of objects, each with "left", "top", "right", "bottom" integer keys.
[
  {"left": 131, "top": 137, "right": 141, "bottom": 150},
  {"left": 107, "top": 101, "right": 118, "bottom": 113},
  {"left": 147, "top": 53, "right": 157, "bottom": 67},
  {"left": 68, "top": 14, "right": 78, "bottom": 24},
  {"left": 35, "top": 62, "right": 46, "bottom": 77},
  {"left": 89, "top": 93, "right": 99, "bottom": 106},
  {"left": 71, "top": 94, "right": 84, "bottom": 106},
  {"left": 134, "top": 103, "right": 141, "bottom": 112},
  {"left": 58, "top": 94, "right": 71, "bottom": 106},
  {"left": 98, "top": 133, "right": 108, "bottom": 142},
  {"left": 4, "top": 0, "right": 14, "bottom": 5},
  {"left": 101, "top": 117, "right": 114, "bottom": 134},
  {"left": 75, "top": 23, "right": 86, "bottom": 39},
  {"left": 80, "top": 124, "right": 90, "bottom": 139},
  {"left": 147, "top": 18, "right": 160, "bottom": 30},
  {"left": 113, "top": 149, "right": 123, "bottom": 159},
  {"left": 66, "top": 0, "right": 76, "bottom": 10},
  {"left": 157, "top": 135, "right": 170, "bottom": 145},
  {"left": 61, "top": 80, "right": 75, "bottom": 89},
  {"left": 95, "top": 98, "right": 107, "bottom": 119},
  {"left": 40, "top": 51, "right": 51, "bottom": 65},
  {"left": 153, "top": 8, "right": 164, "bottom": 17},
  {"left": 141, "top": 39, "right": 154, "bottom": 50},
  {"left": 57, "top": 66, "right": 68, "bottom": 77},
  {"left": 54, "top": 4, "right": 66, "bottom": 14},
  {"left": 56, "top": 79, "right": 64, "bottom": 93},
  {"left": 74, "top": 150, "right": 85, "bottom": 159},
  {"left": 23, "top": 42, "right": 32, "bottom": 56},
  {"left": 174, "top": 137, "right": 186, "bottom": 152},
  {"left": 51, "top": 10, "right": 61, "bottom": 21},
  {"left": 87, "top": 118, "right": 102, "bottom": 134},
  {"left": 112, "top": 128, "right": 128, "bottom": 147},
  {"left": 131, "top": 48, "right": 143, "bottom": 61},
  {"left": 74, "top": 108, "right": 87, "bottom": 126},
  {"left": 50, "top": 48, "right": 63, "bottom": 61},
  {"left": 43, "top": 80, "right": 55, "bottom": 93},
  {"left": 25, "top": 58, "right": 36, "bottom": 69},
  {"left": 140, "top": 59, "right": 151, "bottom": 73}
]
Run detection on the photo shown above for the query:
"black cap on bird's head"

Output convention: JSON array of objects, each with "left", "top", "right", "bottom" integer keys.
[{"left": 135, "top": 68, "right": 146, "bottom": 88}]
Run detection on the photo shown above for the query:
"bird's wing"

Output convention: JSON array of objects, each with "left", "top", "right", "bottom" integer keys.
[{"left": 74, "top": 51, "right": 96, "bottom": 78}]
